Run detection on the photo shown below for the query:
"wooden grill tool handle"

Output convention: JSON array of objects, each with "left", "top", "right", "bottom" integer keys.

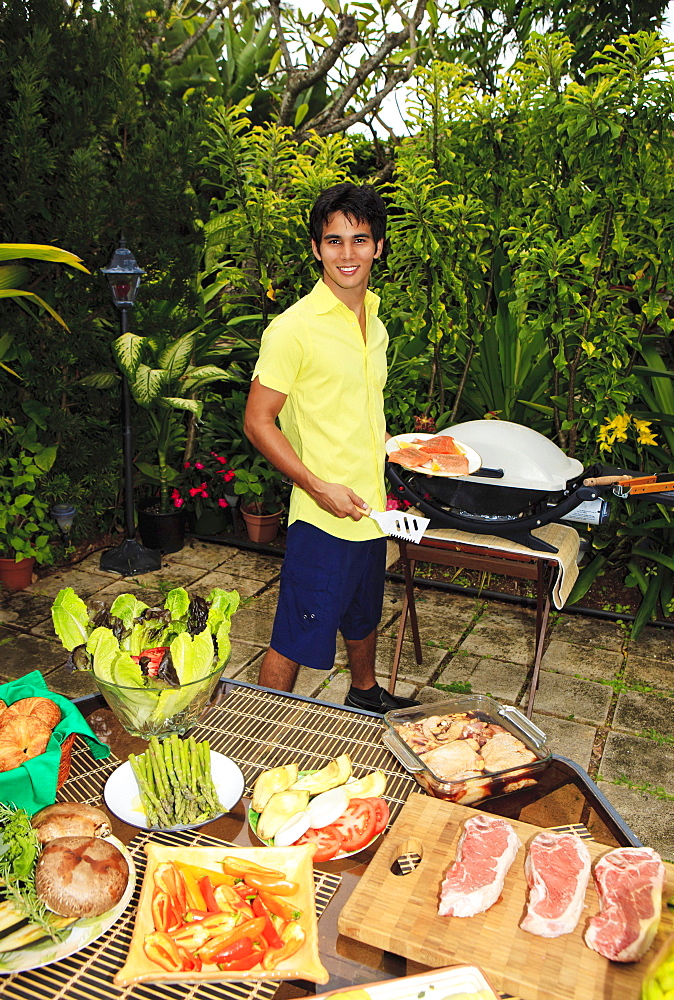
[{"left": 583, "top": 475, "right": 631, "bottom": 486}]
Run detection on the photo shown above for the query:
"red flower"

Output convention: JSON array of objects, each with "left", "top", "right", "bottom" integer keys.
[
  {"left": 224, "top": 470, "right": 236, "bottom": 482},
  {"left": 217, "top": 498, "right": 229, "bottom": 508},
  {"left": 173, "top": 497, "right": 185, "bottom": 508},
  {"left": 183, "top": 461, "right": 191, "bottom": 469},
  {"left": 195, "top": 461, "right": 205, "bottom": 470}
]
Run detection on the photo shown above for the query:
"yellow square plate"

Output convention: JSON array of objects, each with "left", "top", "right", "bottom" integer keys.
[{"left": 114, "top": 843, "right": 329, "bottom": 986}]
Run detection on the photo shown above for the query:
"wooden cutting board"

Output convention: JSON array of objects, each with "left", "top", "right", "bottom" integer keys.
[{"left": 337, "top": 793, "right": 674, "bottom": 1000}]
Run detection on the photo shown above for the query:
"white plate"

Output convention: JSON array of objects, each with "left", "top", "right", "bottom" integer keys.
[
  {"left": 386, "top": 432, "right": 481, "bottom": 477},
  {"left": 104, "top": 750, "right": 245, "bottom": 831},
  {"left": 0, "top": 837, "right": 135, "bottom": 975}
]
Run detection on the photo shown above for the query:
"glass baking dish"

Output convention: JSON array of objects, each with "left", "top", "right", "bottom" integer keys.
[{"left": 382, "top": 694, "right": 551, "bottom": 806}]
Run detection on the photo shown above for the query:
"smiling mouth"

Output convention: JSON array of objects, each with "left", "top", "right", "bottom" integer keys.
[{"left": 337, "top": 266, "right": 358, "bottom": 274}]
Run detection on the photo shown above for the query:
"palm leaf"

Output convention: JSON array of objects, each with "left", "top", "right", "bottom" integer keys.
[
  {"left": 0, "top": 243, "right": 89, "bottom": 273},
  {"left": 0, "top": 289, "right": 70, "bottom": 329}
]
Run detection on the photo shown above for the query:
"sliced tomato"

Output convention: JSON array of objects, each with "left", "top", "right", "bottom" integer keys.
[
  {"left": 296, "top": 827, "right": 343, "bottom": 862},
  {"left": 370, "top": 797, "right": 390, "bottom": 836},
  {"left": 331, "top": 798, "right": 377, "bottom": 854}
]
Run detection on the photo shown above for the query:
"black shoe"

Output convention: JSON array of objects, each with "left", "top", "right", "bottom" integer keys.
[{"left": 344, "top": 684, "right": 420, "bottom": 714}]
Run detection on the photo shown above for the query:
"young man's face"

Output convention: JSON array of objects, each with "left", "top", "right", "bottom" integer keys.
[{"left": 312, "top": 211, "right": 383, "bottom": 301}]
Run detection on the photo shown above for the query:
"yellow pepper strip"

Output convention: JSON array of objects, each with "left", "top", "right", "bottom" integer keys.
[
  {"left": 221, "top": 857, "right": 284, "bottom": 878},
  {"left": 197, "top": 911, "right": 239, "bottom": 933},
  {"left": 262, "top": 921, "right": 306, "bottom": 970},
  {"left": 153, "top": 863, "right": 187, "bottom": 919},
  {"left": 171, "top": 922, "right": 212, "bottom": 950},
  {"left": 180, "top": 869, "right": 207, "bottom": 911},
  {"left": 174, "top": 862, "right": 236, "bottom": 888},
  {"left": 243, "top": 872, "right": 299, "bottom": 895}
]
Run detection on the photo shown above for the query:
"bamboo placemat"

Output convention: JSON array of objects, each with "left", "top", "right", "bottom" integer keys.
[{"left": 0, "top": 828, "right": 341, "bottom": 1000}]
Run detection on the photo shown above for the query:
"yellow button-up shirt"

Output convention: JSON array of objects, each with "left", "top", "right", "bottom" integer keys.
[{"left": 252, "top": 279, "right": 388, "bottom": 541}]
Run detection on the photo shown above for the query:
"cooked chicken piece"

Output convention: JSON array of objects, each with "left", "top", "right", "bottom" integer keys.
[
  {"left": 481, "top": 732, "right": 538, "bottom": 773},
  {"left": 420, "top": 740, "right": 484, "bottom": 780}
]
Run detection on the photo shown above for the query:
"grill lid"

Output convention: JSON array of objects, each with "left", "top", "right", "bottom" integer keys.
[{"left": 445, "top": 420, "right": 584, "bottom": 491}]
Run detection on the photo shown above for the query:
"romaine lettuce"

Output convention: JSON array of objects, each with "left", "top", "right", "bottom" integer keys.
[{"left": 51, "top": 587, "right": 90, "bottom": 651}]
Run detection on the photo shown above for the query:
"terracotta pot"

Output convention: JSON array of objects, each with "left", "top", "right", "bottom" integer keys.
[
  {"left": 240, "top": 506, "right": 282, "bottom": 544},
  {"left": 137, "top": 499, "right": 186, "bottom": 554},
  {"left": 0, "top": 556, "right": 36, "bottom": 592}
]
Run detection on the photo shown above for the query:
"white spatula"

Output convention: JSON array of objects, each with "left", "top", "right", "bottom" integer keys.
[{"left": 359, "top": 505, "right": 430, "bottom": 544}]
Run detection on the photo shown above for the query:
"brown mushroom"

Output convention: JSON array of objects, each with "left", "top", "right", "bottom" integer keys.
[
  {"left": 31, "top": 803, "right": 112, "bottom": 844},
  {"left": 34, "top": 836, "right": 129, "bottom": 918}
]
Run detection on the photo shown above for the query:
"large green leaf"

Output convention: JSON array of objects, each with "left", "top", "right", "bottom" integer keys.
[
  {"left": 0, "top": 243, "right": 89, "bottom": 273},
  {"left": 113, "top": 332, "right": 145, "bottom": 377},
  {"left": 0, "top": 265, "right": 29, "bottom": 290},
  {"left": 0, "top": 289, "right": 69, "bottom": 329},
  {"left": 156, "top": 333, "right": 195, "bottom": 383},
  {"left": 131, "top": 366, "right": 168, "bottom": 406}
]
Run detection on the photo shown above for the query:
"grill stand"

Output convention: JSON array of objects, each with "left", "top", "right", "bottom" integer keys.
[{"left": 390, "top": 537, "right": 557, "bottom": 717}]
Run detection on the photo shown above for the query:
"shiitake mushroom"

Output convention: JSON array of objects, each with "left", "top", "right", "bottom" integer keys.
[
  {"left": 34, "top": 836, "right": 129, "bottom": 918},
  {"left": 31, "top": 803, "right": 111, "bottom": 844}
]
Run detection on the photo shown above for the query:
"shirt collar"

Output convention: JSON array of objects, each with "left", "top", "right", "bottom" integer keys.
[{"left": 309, "top": 278, "right": 380, "bottom": 317}]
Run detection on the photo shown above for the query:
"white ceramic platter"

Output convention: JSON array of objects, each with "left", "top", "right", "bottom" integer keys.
[
  {"left": 0, "top": 837, "right": 135, "bottom": 975},
  {"left": 386, "top": 432, "right": 481, "bottom": 477},
  {"left": 104, "top": 750, "right": 245, "bottom": 831}
]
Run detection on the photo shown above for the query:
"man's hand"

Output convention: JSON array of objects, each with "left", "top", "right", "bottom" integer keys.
[{"left": 309, "top": 481, "right": 367, "bottom": 519}]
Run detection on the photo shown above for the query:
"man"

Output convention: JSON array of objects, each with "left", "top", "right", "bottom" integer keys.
[{"left": 244, "top": 182, "right": 418, "bottom": 713}]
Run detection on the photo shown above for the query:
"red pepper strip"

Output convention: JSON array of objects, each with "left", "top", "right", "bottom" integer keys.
[
  {"left": 198, "top": 916, "right": 267, "bottom": 963},
  {"left": 177, "top": 944, "right": 202, "bottom": 972},
  {"left": 151, "top": 889, "right": 184, "bottom": 933},
  {"left": 219, "top": 949, "right": 267, "bottom": 971},
  {"left": 198, "top": 876, "right": 221, "bottom": 913},
  {"left": 252, "top": 896, "right": 283, "bottom": 949},
  {"left": 258, "top": 889, "right": 302, "bottom": 922},
  {"left": 243, "top": 873, "right": 299, "bottom": 895},
  {"left": 143, "top": 931, "right": 184, "bottom": 971},
  {"left": 153, "top": 863, "right": 188, "bottom": 917},
  {"left": 207, "top": 936, "right": 253, "bottom": 965}
]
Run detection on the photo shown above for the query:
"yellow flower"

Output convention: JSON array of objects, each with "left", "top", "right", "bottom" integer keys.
[
  {"left": 611, "top": 413, "right": 630, "bottom": 442},
  {"left": 633, "top": 418, "right": 658, "bottom": 446}
]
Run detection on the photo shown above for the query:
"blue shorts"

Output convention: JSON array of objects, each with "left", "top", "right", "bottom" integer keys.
[{"left": 270, "top": 521, "right": 387, "bottom": 670}]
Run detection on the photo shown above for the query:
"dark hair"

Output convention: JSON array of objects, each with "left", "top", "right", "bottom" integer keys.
[{"left": 309, "top": 182, "right": 387, "bottom": 249}]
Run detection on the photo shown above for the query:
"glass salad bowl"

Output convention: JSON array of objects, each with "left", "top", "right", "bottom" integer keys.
[{"left": 93, "top": 658, "right": 225, "bottom": 740}]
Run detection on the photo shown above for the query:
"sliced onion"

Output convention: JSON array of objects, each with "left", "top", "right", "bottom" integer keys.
[
  {"left": 306, "top": 786, "right": 350, "bottom": 829},
  {"left": 273, "top": 810, "right": 312, "bottom": 847}
]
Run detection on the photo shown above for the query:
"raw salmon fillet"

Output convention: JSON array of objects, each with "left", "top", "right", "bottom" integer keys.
[
  {"left": 520, "top": 831, "right": 591, "bottom": 938},
  {"left": 388, "top": 448, "right": 432, "bottom": 469},
  {"left": 438, "top": 813, "right": 520, "bottom": 917},
  {"left": 415, "top": 435, "right": 462, "bottom": 454},
  {"left": 431, "top": 452, "right": 469, "bottom": 475},
  {"left": 584, "top": 847, "right": 664, "bottom": 962}
]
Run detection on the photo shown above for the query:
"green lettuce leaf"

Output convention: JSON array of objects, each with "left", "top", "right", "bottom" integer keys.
[
  {"left": 51, "top": 587, "right": 90, "bottom": 651},
  {"left": 109, "top": 593, "right": 149, "bottom": 632},
  {"left": 86, "top": 627, "right": 119, "bottom": 682},
  {"left": 165, "top": 587, "right": 190, "bottom": 620}
]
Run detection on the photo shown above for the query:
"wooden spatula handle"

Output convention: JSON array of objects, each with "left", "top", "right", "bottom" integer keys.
[{"left": 583, "top": 475, "right": 631, "bottom": 486}]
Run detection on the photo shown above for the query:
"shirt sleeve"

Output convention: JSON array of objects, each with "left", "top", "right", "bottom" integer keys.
[{"left": 252, "top": 311, "right": 305, "bottom": 396}]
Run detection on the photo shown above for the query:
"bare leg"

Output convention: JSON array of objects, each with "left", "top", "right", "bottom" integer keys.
[
  {"left": 258, "top": 648, "right": 300, "bottom": 692},
  {"left": 344, "top": 628, "right": 377, "bottom": 690}
]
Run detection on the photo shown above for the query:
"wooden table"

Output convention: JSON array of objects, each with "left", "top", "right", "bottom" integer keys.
[
  {"left": 390, "top": 524, "right": 579, "bottom": 717},
  {"left": 0, "top": 680, "right": 641, "bottom": 1000}
]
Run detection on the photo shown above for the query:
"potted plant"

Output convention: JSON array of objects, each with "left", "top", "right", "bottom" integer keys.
[
  {"left": 172, "top": 451, "right": 238, "bottom": 536},
  {"left": 232, "top": 457, "right": 286, "bottom": 544},
  {"left": 0, "top": 424, "right": 58, "bottom": 590},
  {"left": 82, "top": 326, "right": 229, "bottom": 553}
]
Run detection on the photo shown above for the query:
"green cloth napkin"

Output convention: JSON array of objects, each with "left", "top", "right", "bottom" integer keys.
[{"left": 0, "top": 670, "right": 110, "bottom": 815}]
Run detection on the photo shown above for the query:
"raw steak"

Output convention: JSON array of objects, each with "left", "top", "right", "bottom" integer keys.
[
  {"left": 520, "top": 831, "right": 591, "bottom": 938},
  {"left": 584, "top": 847, "right": 665, "bottom": 962},
  {"left": 438, "top": 813, "right": 520, "bottom": 917}
]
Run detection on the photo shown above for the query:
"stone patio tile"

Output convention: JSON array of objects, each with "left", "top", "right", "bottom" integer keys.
[
  {"left": 0, "top": 590, "right": 55, "bottom": 629},
  {"left": 70, "top": 553, "right": 124, "bottom": 577},
  {"left": 169, "top": 540, "right": 240, "bottom": 571},
  {"left": 229, "top": 608, "right": 275, "bottom": 646},
  {"left": 613, "top": 690, "right": 674, "bottom": 738},
  {"left": 295, "top": 665, "right": 335, "bottom": 700},
  {"left": 316, "top": 670, "right": 351, "bottom": 706},
  {"left": 626, "top": 626, "right": 674, "bottom": 663},
  {"left": 599, "top": 731, "right": 674, "bottom": 796},
  {"left": 244, "top": 584, "right": 279, "bottom": 615},
  {"left": 379, "top": 606, "right": 468, "bottom": 651},
  {"left": 552, "top": 614, "right": 626, "bottom": 651},
  {"left": 186, "top": 572, "right": 264, "bottom": 601},
  {"left": 0, "top": 628, "right": 70, "bottom": 681},
  {"left": 26, "top": 569, "right": 115, "bottom": 601},
  {"left": 623, "top": 655, "right": 674, "bottom": 696},
  {"left": 435, "top": 652, "right": 528, "bottom": 704},
  {"left": 221, "top": 550, "right": 283, "bottom": 583},
  {"left": 596, "top": 781, "right": 674, "bottom": 861},
  {"left": 38, "top": 664, "right": 99, "bottom": 699},
  {"left": 459, "top": 615, "right": 537, "bottom": 666},
  {"left": 417, "top": 685, "right": 460, "bottom": 704},
  {"left": 373, "top": 634, "right": 447, "bottom": 684},
  {"left": 86, "top": 578, "right": 174, "bottom": 607},
  {"left": 519, "top": 671, "right": 612, "bottom": 725},
  {"left": 540, "top": 639, "right": 622, "bottom": 682},
  {"left": 529, "top": 712, "right": 597, "bottom": 771},
  {"left": 102, "top": 562, "right": 206, "bottom": 589},
  {"left": 221, "top": 641, "right": 265, "bottom": 679},
  {"left": 406, "top": 587, "right": 484, "bottom": 616}
]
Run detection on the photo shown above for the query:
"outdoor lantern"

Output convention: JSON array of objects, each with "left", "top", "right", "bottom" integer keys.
[
  {"left": 99, "top": 238, "right": 161, "bottom": 577},
  {"left": 101, "top": 238, "right": 144, "bottom": 309},
  {"left": 50, "top": 503, "right": 77, "bottom": 545}
]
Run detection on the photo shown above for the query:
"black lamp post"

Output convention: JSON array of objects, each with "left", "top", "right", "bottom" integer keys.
[{"left": 99, "top": 238, "right": 161, "bottom": 576}]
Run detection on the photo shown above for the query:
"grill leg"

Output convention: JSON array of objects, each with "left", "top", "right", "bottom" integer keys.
[
  {"left": 526, "top": 561, "right": 553, "bottom": 718},
  {"left": 389, "top": 542, "right": 423, "bottom": 695}
]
